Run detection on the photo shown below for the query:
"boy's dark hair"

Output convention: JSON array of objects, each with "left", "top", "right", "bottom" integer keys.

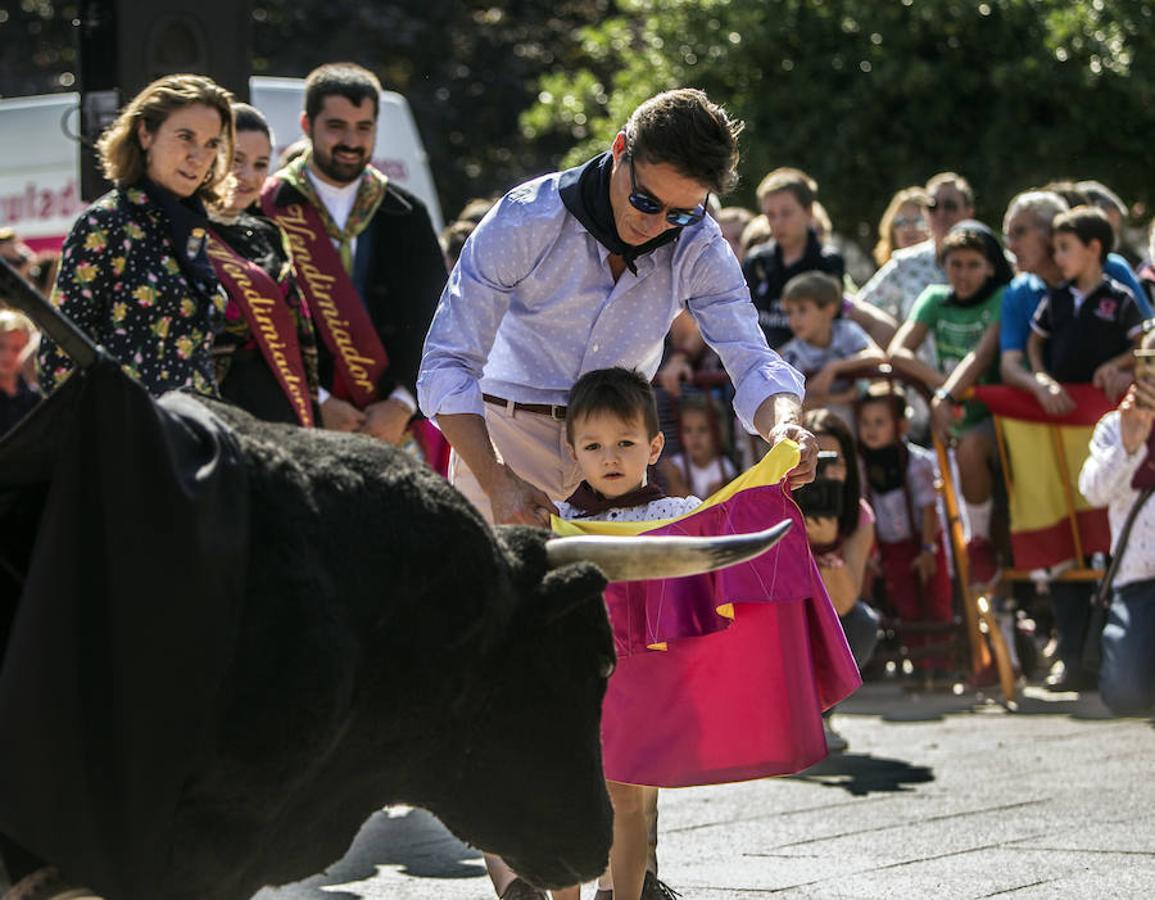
[
  {"left": 940, "top": 227, "right": 992, "bottom": 261},
  {"left": 781, "top": 271, "right": 842, "bottom": 309},
  {"left": 1053, "top": 205, "right": 1115, "bottom": 262},
  {"left": 304, "top": 63, "right": 381, "bottom": 123},
  {"left": 624, "top": 89, "right": 743, "bottom": 196},
  {"left": 567, "top": 367, "right": 660, "bottom": 442},
  {"left": 857, "top": 379, "right": 907, "bottom": 424},
  {"left": 756, "top": 166, "right": 816, "bottom": 208},
  {"left": 233, "top": 102, "right": 272, "bottom": 140}
]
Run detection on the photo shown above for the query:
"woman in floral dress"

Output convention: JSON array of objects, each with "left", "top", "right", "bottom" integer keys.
[{"left": 38, "top": 74, "right": 235, "bottom": 396}]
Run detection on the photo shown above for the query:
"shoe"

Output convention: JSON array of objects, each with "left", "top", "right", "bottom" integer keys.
[
  {"left": 641, "top": 871, "right": 681, "bottom": 900},
  {"left": 499, "top": 878, "right": 548, "bottom": 900},
  {"left": 2, "top": 867, "right": 102, "bottom": 900},
  {"left": 1044, "top": 661, "right": 1097, "bottom": 693},
  {"left": 823, "top": 718, "right": 848, "bottom": 753},
  {"left": 593, "top": 890, "right": 613, "bottom": 900},
  {"left": 966, "top": 537, "right": 999, "bottom": 586}
]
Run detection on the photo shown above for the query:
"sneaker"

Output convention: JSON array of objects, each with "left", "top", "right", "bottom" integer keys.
[
  {"left": 823, "top": 718, "right": 848, "bottom": 753},
  {"left": 499, "top": 878, "right": 548, "bottom": 900},
  {"left": 641, "top": 871, "right": 681, "bottom": 900},
  {"left": 966, "top": 537, "right": 999, "bottom": 586},
  {"left": 2, "top": 867, "right": 102, "bottom": 900}
]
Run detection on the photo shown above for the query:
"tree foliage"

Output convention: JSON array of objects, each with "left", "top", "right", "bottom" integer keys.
[{"left": 524, "top": 0, "right": 1155, "bottom": 240}]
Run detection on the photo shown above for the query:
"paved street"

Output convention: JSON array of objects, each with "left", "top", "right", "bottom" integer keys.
[{"left": 257, "top": 682, "right": 1155, "bottom": 899}]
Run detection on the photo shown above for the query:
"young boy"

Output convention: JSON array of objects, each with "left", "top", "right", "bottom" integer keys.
[
  {"left": 554, "top": 367, "right": 698, "bottom": 900},
  {"left": 778, "top": 272, "right": 884, "bottom": 430},
  {"left": 742, "top": 168, "right": 845, "bottom": 348},
  {"left": 887, "top": 221, "right": 1012, "bottom": 584},
  {"left": 857, "top": 381, "right": 952, "bottom": 671},
  {"left": 0, "top": 310, "right": 40, "bottom": 438},
  {"left": 1028, "top": 205, "right": 1145, "bottom": 399}
]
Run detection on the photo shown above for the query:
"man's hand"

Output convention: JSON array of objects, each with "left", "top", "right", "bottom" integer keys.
[
  {"left": 656, "top": 352, "right": 694, "bottom": 398},
  {"left": 359, "top": 398, "right": 413, "bottom": 445},
  {"left": 1119, "top": 382, "right": 1155, "bottom": 455},
  {"left": 1033, "top": 377, "right": 1076, "bottom": 417},
  {"left": 485, "top": 464, "right": 558, "bottom": 527},
  {"left": 768, "top": 422, "right": 819, "bottom": 489},
  {"left": 320, "top": 396, "right": 367, "bottom": 432}
]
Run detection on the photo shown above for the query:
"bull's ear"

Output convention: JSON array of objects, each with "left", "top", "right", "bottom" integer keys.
[{"left": 532, "top": 561, "right": 608, "bottom": 627}]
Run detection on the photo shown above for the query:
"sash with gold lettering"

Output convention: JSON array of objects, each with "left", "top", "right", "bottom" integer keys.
[
  {"left": 260, "top": 183, "right": 389, "bottom": 409},
  {"left": 205, "top": 233, "right": 315, "bottom": 427}
]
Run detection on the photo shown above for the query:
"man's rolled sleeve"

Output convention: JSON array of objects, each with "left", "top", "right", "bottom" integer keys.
[
  {"left": 417, "top": 207, "right": 526, "bottom": 418},
  {"left": 685, "top": 240, "right": 805, "bottom": 433}
]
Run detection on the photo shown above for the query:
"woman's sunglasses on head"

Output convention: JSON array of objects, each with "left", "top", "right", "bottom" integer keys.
[{"left": 626, "top": 154, "right": 709, "bottom": 227}]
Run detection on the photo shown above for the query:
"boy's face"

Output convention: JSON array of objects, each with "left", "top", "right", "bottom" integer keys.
[
  {"left": 568, "top": 410, "right": 664, "bottom": 499},
  {"left": 857, "top": 399, "right": 901, "bottom": 450},
  {"left": 1053, "top": 232, "right": 1101, "bottom": 283},
  {"left": 0, "top": 330, "right": 29, "bottom": 377},
  {"left": 944, "top": 247, "right": 994, "bottom": 300},
  {"left": 783, "top": 296, "right": 834, "bottom": 345},
  {"left": 761, "top": 190, "right": 809, "bottom": 246}
]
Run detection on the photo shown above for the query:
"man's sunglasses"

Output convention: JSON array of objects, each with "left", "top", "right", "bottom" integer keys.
[{"left": 626, "top": 154, "right": 709, "bottom": 227}]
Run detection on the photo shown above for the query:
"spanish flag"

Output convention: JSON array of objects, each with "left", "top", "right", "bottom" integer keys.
[{"left": 971, "top": 384, "right": 1114, "bottom": 570}]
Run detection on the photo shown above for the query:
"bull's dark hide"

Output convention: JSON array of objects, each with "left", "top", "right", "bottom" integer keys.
[{"left": 0, "top": 362, "right": 615, "bottom": 899}]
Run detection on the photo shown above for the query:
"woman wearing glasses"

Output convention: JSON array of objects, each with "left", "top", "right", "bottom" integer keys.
[
  {"left": 873, "top": 186, "right": 932, "bottom": 268},
  {"left": 418, "top": 88, "right": 820, "bottom": 900}
]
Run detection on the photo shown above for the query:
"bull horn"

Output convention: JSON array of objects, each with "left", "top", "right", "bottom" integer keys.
[{"left": 545, "top": 519, "right": 793, "bottom": 582}]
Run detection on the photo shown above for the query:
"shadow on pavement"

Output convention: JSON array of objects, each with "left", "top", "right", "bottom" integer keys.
[
  {"left": 787, "top": 752, "right": 936, "bottom": 797},
  {"left": 257, "top": 807, "right": 484, "bottom": 899}
]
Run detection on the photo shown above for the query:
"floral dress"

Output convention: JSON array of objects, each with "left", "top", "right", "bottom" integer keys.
[{"left": 38, "top": 185, "right": 227, "bottom": 396}]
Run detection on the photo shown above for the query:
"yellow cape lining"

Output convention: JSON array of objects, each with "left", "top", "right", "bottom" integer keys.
[{"left": 550, "top": 440, "right": 801, "bottom": 650}]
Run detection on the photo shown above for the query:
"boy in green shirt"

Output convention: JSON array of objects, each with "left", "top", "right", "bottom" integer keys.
[{"left": 888, "top": 221, "right": 1013, "bottom": 585}]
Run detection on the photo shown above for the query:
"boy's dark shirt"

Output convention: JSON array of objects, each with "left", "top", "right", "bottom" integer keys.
[
  {"left": 741, "top": 228, "right": 845, "bottom": 349},
  {"left": 1031, "top": 276, "right": 1143, "bottom": 383},
  {"left": 0, "top": 376, "right": 41, "bottom": 437}
]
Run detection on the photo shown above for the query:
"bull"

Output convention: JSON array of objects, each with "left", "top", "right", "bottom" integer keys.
[{"left": 0, "top": 259, "right": 788, "bottom": 900}]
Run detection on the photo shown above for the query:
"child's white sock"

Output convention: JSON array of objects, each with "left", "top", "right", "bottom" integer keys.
[{"left": 966, "top": 498, "right": 993, "bottom": 542}]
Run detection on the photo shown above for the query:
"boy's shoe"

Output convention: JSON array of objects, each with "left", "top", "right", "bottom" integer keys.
[
  {"left": 966, "top": 537, "right": 999, "bottom": 586},
  {"left": 498, "top": 878, "right": 548, "bottom": 900},
  {"left": 593, "top": 891, "right": 614, "bottom": 900},
  {"left": 2, "top": 867, "right": 102, "bottom": 900},
  {"left": 823, "top": 718, "right": 849, "bottom": 753},
  {"left": 641, "top": 871, "right": 681, "bottom": 899}
]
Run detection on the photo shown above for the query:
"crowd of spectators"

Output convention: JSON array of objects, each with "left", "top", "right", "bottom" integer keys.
[{"left": 2, "top": 76, "right": 1153, "bottom": 728}]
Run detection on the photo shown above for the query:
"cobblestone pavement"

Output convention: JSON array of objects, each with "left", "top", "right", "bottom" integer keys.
[{"left": 256, "top": 682, "right": 1155, "bottom": 899}]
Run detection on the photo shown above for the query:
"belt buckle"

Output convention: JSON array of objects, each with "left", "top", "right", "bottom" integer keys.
[{"left": 550, "top": 405, "right": 565, "bottom": 420}]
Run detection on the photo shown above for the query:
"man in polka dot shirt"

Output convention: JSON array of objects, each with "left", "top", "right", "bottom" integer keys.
[{"left": 418, "top": 88, "right": 817, "bottom": 535}]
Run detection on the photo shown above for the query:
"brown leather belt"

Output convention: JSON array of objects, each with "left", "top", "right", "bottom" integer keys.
[{"left": 482, "top": 393, "right": 567, "bottom": 420}]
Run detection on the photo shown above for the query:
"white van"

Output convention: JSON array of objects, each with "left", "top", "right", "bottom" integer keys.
[{"left": 0, "top": 76, "right": 443, "bottom": 253}]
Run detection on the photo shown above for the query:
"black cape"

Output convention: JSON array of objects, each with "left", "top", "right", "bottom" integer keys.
[{"left": 0, "top": 360, "right": 248, "bottom": 898}]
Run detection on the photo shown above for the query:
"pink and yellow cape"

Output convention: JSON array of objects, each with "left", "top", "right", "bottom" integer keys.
[{"left": 553, "top": 442, "right": 862, "bottom": 787}]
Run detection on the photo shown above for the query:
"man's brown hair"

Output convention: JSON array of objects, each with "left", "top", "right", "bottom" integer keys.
[
  {"left": 781, "top": 272, "right": 842, "bottom": 309},
  {"left": 1053, "top": 205, "right": 1115, "bottom": 263},
  {"left": 926, "top": 171, "right": 974, "bottom": 208},
  {"left": 624, "top": 89, "right": 743, "bottom": 196},
  {"left": 96, "top": 74, "right": 235, "bottom": 205},
  {"left": 567, "top": 367, "right": 660, "bottom": 443},
  {"left": 304, "top": 62, "right": 382, "bottom": 122}
]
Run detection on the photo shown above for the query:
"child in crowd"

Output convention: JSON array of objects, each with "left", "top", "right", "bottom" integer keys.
[
  {"left": 779, "top": 272, "right": 885, "bottom": 430},
  {"left": 553, "top": 367, "right": 860, "bottom": 900},
  {"left": 1028, "top": 206, "right": 1145, "bottom": 401},
  {"left": 742, "top": 168, "right": 845, "bottom": 348},
  {"left": 1078, "top": 327, "right": 1155, "bottom": 716},
  {"left": 856, "top": 381, "right": 953, "bottom": 671},
  {"left": 0, "top": 311, "right": 40, "bottom": 438},
  {"left": 658, "top": 394, "right": 736, "bottom": 500},
  {"left": 888, "top": 220, "right": 1013, "bottom": 584}
]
